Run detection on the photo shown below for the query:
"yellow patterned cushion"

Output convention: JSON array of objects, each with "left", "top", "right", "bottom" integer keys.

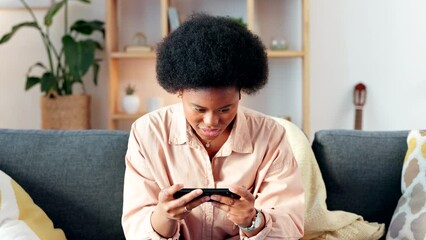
[
  {"left": 387, "top": 130, "right": 426, "bottom": 240},
  {"left": 0, "top": 170, "right": 66, "bottom": 240}
]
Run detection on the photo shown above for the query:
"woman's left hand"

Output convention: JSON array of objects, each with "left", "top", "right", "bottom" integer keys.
[{"left": 210, "top": 185, "right": 256, "bottom": 227}]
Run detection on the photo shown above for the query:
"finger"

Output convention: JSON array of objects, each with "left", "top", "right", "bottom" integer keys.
[
  {"left": 182, "top": 205, "right": 191, "bottom": 214},
  {"left": 210, "top": 200, "right": 232, "bottom": 212},
  {"left": 229, "top": 185, "right": 254, "bottom": 201},
  {"left": 174, "top": 188, "right": 205, "bottom": 206},
  {"left": 159, "top": 184, "right": 184, "bottom": 201},
  {"left": 186, "top": 194, "right": 211, "bottom": 210},
  {"left": 179, "top": 190, "right": 210, "bottom": 215},
  {"left": 210, "top": 195, "right": 236, "bottom": 206}
]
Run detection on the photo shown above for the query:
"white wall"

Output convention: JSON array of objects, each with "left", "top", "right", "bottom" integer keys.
[
  {"left": 310, "top": 0, "right": 426, "bottom": 138},
  {"left": 1, "top": 0, "right": 426, "bottom": 137},
  {"left": 0, "top": 1, "right": 107, "bottom": 129}
]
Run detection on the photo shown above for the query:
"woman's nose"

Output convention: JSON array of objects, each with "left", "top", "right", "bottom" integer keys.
[{"left": 203, "top": 112, "right": 219, "bottom": 126}]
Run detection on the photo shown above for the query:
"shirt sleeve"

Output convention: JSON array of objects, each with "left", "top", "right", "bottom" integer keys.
[
  {"left": 239, "top": 212, "right": 301, "bottom": 240},
  {"left": 121, "top": 123, "right": 181, "bottom": 240},
  {"left": 244, "top": 127, "right": 305, "bottom": 239}
]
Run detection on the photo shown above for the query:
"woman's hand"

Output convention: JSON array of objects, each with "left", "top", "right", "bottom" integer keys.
[
  {"left": 155, "top": 184, "right": 210, "bottom": 220},
  {"left": 151, "top": 184, "right": 210, "bottom": 238},
  {"left": 210, "top": 186, "right": 264, "bottom": 236},
  {"left": 210, "top": 186, "right": 255, "bottom": 226}
]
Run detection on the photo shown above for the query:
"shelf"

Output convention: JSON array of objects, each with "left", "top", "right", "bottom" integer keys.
[
  {"left": 106, "top": 0, "right": 310, "bottom": 134},
  {"left": 110, "top": 113, "right": 145, "bottom": 120},
  {"left": 266, "top": 50, "right": 304, "bottom": 58},
  {"left": 110, "top": 52, "right": 156, "bottom": 59},
  {"left": 110, "top": 50, "right": 303, "bottom": 59}
]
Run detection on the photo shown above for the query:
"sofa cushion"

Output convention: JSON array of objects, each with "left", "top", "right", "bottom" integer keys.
[
  {"left": 0, "top": 129, "right": 129, "bottom": 240},
  {"left": 387, "top": 130, "right": 426, "bottom": 240},
  {"left": 312, "top": 130, "right": 408, "bottom": 230},
  {"left": 0, "top": 170, "right": 66, "bottom": 240}
]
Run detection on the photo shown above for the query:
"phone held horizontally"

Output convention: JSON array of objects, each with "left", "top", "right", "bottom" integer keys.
[{"left": 173, "top": 188, "right": 241, "bottom": 201}]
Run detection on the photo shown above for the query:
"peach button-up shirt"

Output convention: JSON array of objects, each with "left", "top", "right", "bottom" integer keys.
[{"left": 122, "top": 103, "right": 304, "bottom": 240}]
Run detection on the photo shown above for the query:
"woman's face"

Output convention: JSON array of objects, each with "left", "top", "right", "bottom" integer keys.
[{"left": 181, "top": 87, "right": 240, "bottom": 143}]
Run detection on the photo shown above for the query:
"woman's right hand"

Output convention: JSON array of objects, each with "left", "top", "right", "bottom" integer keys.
[
  {"left": 151, "top": 184, "right": 210, "bottom": 237},
  {"left": 156, "top": 184, "right": 210, "bottom": 220}
]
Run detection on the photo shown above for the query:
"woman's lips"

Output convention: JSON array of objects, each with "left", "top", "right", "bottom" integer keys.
[{"left": 200, "top": 128, "right": 221, "bottom": 137}]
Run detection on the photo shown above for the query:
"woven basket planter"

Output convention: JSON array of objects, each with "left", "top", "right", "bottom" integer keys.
[{"left": 41, "top": 94, "right": 91, "bottom": 130}]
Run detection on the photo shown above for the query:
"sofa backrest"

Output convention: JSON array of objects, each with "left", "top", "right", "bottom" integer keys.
[
  {"left": 0, "top": 129, "right": 129, "bottom": 240},
  {"left": 0, "top": 127, "right": 410, "bottom": 238},
  {"left": 312, "top": 130, "right": 408, "bottom": 231}
]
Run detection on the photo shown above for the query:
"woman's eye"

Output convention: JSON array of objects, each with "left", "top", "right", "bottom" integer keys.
[
  {"left": 219, "top": 108, "right": 230, "bottom": 113},
  {"left": 194, "top": 108, "right": 206, "bottom": 113}
]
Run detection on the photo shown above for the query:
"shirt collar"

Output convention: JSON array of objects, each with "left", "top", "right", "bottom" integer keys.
[
  {"left": 169, "top": 103, "right": 188, "bottom": 146},
  {"left": 226, "top": 107, "right": 253, "bottom": 154}
]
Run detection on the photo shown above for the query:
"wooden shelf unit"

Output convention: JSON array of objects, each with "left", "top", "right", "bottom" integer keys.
[{"left": 106, "top": 0, "right": 310, "bottom": 134}]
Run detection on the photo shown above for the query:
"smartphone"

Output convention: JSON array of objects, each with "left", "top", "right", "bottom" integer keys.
[{"left": 173, "top": 188, "right": 241, "bottom": 201}]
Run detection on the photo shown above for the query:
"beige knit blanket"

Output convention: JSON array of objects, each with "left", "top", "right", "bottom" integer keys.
[{"left": 273, "top": 118, "right": 385, "bottom": 240}]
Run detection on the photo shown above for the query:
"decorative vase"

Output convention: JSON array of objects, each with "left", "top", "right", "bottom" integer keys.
[
  {"left": 41, "top": 94, "right": 91, "bottom": 130},
  {"left": 122, "top": 95, "right": 140, "bottom": 114}
]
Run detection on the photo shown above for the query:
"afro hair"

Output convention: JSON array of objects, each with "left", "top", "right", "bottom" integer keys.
[{"left": 156, "top": 13, "right": 268, "bottom": 95}]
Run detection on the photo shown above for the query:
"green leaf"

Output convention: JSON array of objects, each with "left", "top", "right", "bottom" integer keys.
[
  {"left": 94, "top": 41, "right": 103, "bottom": 50},
  {"left": 62, "top": 76, "right": 73, "bottom": 95},
  {"left": 70, "top": 20, "right": 104, "bottom": 36},
  {"left": 25, "top": 77, "right": 40, "bottom": 90},
  {"left": 79, "top": 40, "right": 96, "bottom": 74},
  {"left": 0, "top": 22, "right": 38, "bottom": 44},
  {"left": 227, "top": 16, "right": 247, "bottom": 28},
  {"left": 62, "top": 35, "right": 96, "bottom": 81},
  {"left": 62, "top": 35, "right": 79, "bottom": 79},
  {"left": 26, "top": 62, "right": 48, "bottom": 75},
  {"left": 44, "top": 0, "right": 91, "bottom": 27},
  {"left": 44, "top": 0, "right": 66, "bottom": 27},
  {"left": 25, "top": 62, "right": 47, "bottom": 91},
  {"left": 40, "top": 72, "right": 56, "bottom": 93},
  {"left": 92, "top": 62, "right": 99, "bottom": 86}
]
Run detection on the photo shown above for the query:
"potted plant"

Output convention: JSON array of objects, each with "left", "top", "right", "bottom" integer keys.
[
  {"left": 0, "top": 0, "right": 104, "bottom": 129},
  {"left": 122, "top": 84, "right": 140, "bottom": 114}
]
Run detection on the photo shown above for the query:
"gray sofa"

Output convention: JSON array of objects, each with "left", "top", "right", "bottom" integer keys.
[{"left": 0, "top": 128, "right": 408, "bottom": 239}]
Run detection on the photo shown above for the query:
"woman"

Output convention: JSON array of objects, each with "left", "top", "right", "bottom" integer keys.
[{"left": 122, "top": 14, "right": 304, "bottom": 239}]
